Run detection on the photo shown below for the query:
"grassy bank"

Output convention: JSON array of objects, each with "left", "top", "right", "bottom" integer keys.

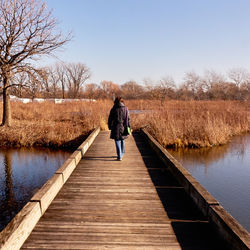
[
  {"left": 0, "top": 100, "right": 249, "bottom": 148},
  {"left": 128, "top": 100, "right": 250, "bottom": 148},
  {"left": 0, "top": 100, "right": 111, "bottom": 148}
]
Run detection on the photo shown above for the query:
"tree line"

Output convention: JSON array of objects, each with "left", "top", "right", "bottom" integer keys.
[
  {"left": 84, "top": 68, "right": 250, "bottom": 101},
  {"left": 0, "top": 0, "right": 249, "bottom": 127},
  {"left": 9, "top": 64, "right": 250, "bottom": 101}
]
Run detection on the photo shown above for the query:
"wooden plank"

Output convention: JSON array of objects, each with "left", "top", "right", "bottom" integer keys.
[
  {"left": 0, "top": 128, "right": 100, "bottom": 250},
  {"left": 69, "top": 150, "right": 82, "bottom": 165},
  {"left": 30, "top": 174, "right": 64, "bottom": 214},
  {"left": 209, "top": 205, "right": 250, "bottom": 250},
  {"left": 0, "top": 202, "right": 41, "bottom": 250},
  {"left": 21, "top": 131, "right": 230, "bottom": 250},
  {"left": 21, "top": 131, "right": 181, "bottom": 249},
  {"left": 21, "top": 244, "right": 181, "bottom": 250},
  {"left": 56, "top": 158, "right": 76, "bottom": 183}
]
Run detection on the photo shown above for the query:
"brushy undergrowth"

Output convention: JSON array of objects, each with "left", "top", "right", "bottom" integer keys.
[
  {"left": 129, "top": 100, "right": 250, "bottom": 148},
  {"left": 0, "top": 100, "right": 112, "bottom": 148},
  {"left": 0, "top": 100, "right": 249, "bottom": 149}
]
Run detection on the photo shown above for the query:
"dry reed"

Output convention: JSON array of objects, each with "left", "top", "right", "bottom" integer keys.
[
  {"left": 0, "top": 100, "right": 112, "bottom": 148},
  {"left": 129, "top": 100, "right": 250, "bottom": 148},
  {"left": 0, "top": 100, "right": 249, "bottom": 149}
]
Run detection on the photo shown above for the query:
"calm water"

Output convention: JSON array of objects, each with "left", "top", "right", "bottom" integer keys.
[
  {"left": 0, "top": 148, "right": 71, "bottom": 231},
  {"left": 168, "top": 134, "right": 250, "bottom": 232}
]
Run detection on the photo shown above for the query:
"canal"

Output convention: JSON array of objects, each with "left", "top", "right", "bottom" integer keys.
[
  {"left": 168, "top": 133, "right": 250, "bottom": 232},
  {"left": 1, "top": 132, "right": 249, "bottom": 234},
  {"left": 0, "top": 147, "right": 71, "bottom": 231}
]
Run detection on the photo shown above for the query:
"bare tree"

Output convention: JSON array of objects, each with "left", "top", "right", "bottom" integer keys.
[
  {"left": 228, "top": 68, "right": 249, "bottom": 87},
  {"left": 158, "top": 76, "right": 176, "bottom": 101},
  {"left": 201, "top": 70, "right": 226, "bottom": 99},
  {"left": 240, "top": 81, "right": 250, "bottom": 100},
  {"left": 142, "top": 78, "right": 157, "bottom": 99},
  {"left": 203, "top": 70, "right": 225, "bottom": 90},
  {"left": 25, "top": 70, "right": 44, "bottom": 99},
  {"left": 0, "top": 0, "right": 71, "bottom": 126},
  {"left": 100, "top": 81, "right": 120, "bottom": 99},
  {"left": 65, "top": 63, "right": 91, "bottom": 98},
  {"left": 56, "top": 62, "right": 67, "bottom": 99},
  {"left": 45, "top": 66, "right": 60, "bottom": 98},
  {"left": 183, "top": 71, "right": 201, "bottom": 92},
  {"left": 10, "top": 71, "right": 28, "bottom": 97},
  {"left": 179, "top": 71, "right": 202, "bottom": 100},
  {"left": 36, "top": 67, "right": 50, "bottom": 98},
  {"left": 83, "top": 83, "right": 101, "bottom": 99},
  {"left": 121, "top": 81, "right": 144, "bottom": 99},
  {"left": 8, "top": 67, "right": 45, "bottom": 98}
]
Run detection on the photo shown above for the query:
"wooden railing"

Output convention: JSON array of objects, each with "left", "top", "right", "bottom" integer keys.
[
  {"left": 0, "top": 127, "right": 100, "bottom": 250},
  {"left": 141, "top": 128, "right": 250, "bottom": 250}
]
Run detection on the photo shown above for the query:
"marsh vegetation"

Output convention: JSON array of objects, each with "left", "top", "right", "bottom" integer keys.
[{"left": 0, "top": 100, "right": 249, "bottom": 149}]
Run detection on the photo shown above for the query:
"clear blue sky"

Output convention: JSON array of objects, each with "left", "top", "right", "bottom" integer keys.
[{"left": 43, "top": 0, "right": 250, "bottom": 85}]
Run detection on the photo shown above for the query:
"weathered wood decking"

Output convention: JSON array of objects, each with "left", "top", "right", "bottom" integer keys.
[{"left": 21, "top": 131, "right": 228, "bottom": 250}]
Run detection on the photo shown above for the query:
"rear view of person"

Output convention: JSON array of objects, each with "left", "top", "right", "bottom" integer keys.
[{"left": 108, "top": 97, "right": 130, "bottom": 161}]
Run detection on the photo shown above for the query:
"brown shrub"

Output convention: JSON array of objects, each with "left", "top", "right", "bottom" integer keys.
[
  {"left": 140, "top": 100, "right": 250, "bottom": 148},
  {"left": 0, "top": 100, "right": 112, "bottom": 148},
  {"left": 0, "top": 100, "right": 249, "bottom": 149}
]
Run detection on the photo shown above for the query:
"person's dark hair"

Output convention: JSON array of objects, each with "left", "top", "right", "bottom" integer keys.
[{"left": 114, "top": 96, "right": 124, "bottom": 104}]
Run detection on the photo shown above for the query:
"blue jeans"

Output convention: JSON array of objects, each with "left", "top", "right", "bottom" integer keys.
[{"left": 115, "top": 140, "right": 125, "bottom": 159}]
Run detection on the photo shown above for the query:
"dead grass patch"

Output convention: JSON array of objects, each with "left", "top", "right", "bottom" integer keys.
[{"left": 0, "top": 100, "right": 249, "bottom": 148}]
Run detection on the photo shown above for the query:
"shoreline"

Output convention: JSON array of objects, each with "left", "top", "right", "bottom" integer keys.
[
  {"left": 0, "top": 127, "right": 249, "bottom": 150},
  {"left": 0, "top": 100, "right": 248, "bottom": 149}
]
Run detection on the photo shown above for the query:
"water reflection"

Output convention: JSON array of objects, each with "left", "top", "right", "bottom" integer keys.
[
  {"left": 2, "top": 151, "right": 17, "bottom": 226},
  {"left": 0, "top": 148, "right": 71, "bottom": 231},
  {"left": 168, "top": 134, "right": 250, "bottom": 232}
]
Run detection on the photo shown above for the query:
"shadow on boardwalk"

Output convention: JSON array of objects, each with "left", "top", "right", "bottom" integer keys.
[
  {"left": 133, "top": 132, "right": 229, "bottom": 250},
  {"left": 21, "top": 131, "right": 231, "bottom": 250}
]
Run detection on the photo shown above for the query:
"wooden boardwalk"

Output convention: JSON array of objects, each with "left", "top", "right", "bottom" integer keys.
[{"left": 21, "top": 131, "right": 228, "bottom": 250}]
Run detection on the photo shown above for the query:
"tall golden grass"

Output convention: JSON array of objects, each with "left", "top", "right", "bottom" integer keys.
[
  {"left": 128, "top": 100, "right": 250, "bottom": 148},
  {"left": 0, "top": 100, "right": 249, "bottom": 148},
  {"left": 0, "top": 100, "right": 112, "bottom": 148}
]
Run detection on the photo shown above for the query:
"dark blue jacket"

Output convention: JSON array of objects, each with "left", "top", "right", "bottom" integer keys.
[{"left": 108, "top": 102, "right": 130, "bottom": 140}]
